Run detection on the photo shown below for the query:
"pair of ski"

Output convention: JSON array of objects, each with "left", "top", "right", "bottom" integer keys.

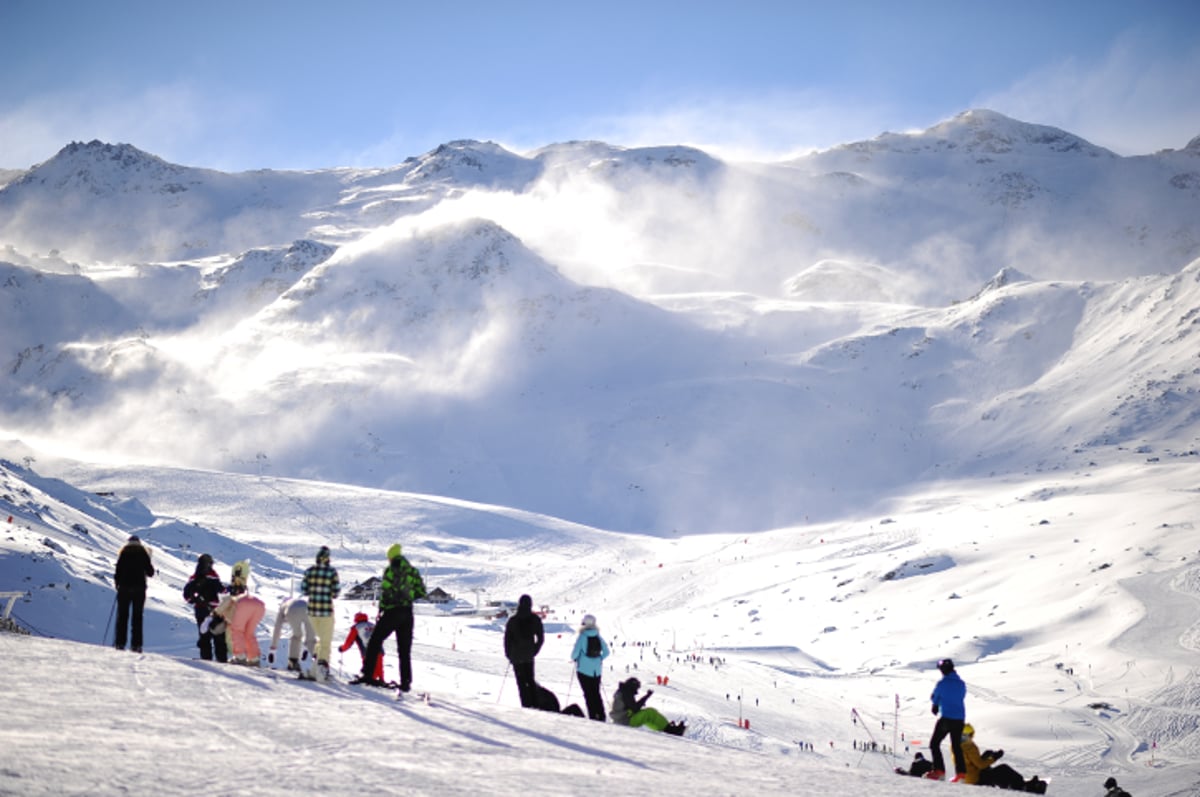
[{"left": 350, "top": 676, "right": 431, "bottom": 703}]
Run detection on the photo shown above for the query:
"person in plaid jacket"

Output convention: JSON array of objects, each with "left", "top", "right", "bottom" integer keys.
[{"left": 300, "top": 545, "right": 340, "bottom": 679}]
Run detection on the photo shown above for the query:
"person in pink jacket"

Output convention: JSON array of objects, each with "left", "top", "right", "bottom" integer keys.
[{"left": 213, "top": 593, "right": 267, "bottom": 665}]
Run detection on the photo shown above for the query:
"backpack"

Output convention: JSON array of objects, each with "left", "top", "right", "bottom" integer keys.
[
  {"left": 585, "top": 634, "right": 602, "bottom": 658},
  {"left": 382, "top": 563, "right": 413, "bottom": 607}
]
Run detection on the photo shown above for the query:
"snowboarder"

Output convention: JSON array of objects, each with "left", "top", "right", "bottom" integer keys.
[
  {"left": 299, "top": 545, "right": 340, "bottom": 680},
  {"left": 183, "top": 553, "right": 228, "bottom": 662},
  {"left": 570, "top": 613, "right": 610, "bottom": 721},
  {"left": 961, "top": 723, "right": 1046, "bottom": 792},
  {"left": 354, "top": 543, "right": 426, "bottom": 692},
  {"left": 112, "top": 534, "right": 154, "bottom": 652},
  {"left": 339, "top": 611, "right": 384, "bottom": 682},
  {"left": 268, "top": 596, "right": 317, "bottom": 674},
  {"left": 503, "top": 594, "right": 545, "bottom": 708},
  {"left": 213, "top": 592, "right": 266, "bottom": 665},
  {"left": 610, "top": 677, "right": 686, "bottom": 735},
  {"left": 927, "top": 658, "right": 967, "bottom": 781},
  {"left": 1104, "top": 776, "right": 1133, "bottom": 796}
]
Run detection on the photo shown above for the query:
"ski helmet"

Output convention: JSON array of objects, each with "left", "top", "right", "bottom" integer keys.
[
  {"left": 963, "top": 723, "right": 974, "bottom": 736},
  {"left": 938, "top": 658, "right": 955, "bottom": 674},
  {"left": 354, "top": 612, "right": 368, "bottom": 623},
  {"left": 581, "top": 614, "right": 597, "bottom": 629}
]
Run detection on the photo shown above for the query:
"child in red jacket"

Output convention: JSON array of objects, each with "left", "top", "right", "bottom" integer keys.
[{"left": 340, "top": 612, "right": 384, "bottom": 681}]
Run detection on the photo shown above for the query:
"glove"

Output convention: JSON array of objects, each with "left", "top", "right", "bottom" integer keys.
[
  {"left": 994, "top": 749, "right": 1003, "bottom": 760},
  {"left": 267, "top": 650, "right": 276, "bottom": 665},
  {"left": 931, "top": 705, "right": 939, "bottom": 715},
  {"left": 646, "top": 689, "right": 654, "bottom": 698}
]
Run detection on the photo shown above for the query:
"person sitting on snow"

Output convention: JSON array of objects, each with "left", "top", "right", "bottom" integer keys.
[
  {"left": 609, "top": 677, "right": 686, "bottom": 736},
  {"left": 961, "top": 723, "right": 1046, "bottom": 793},
  {"left": 896, "top": 751, "right": 933, "bottom": 777},
  {"left": 339, "top": 612, "right": 384, "bottom": 682}
]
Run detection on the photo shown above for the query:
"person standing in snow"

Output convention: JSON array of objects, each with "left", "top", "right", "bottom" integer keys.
[
  {"left": 183, "top": 553, "right": 228, "bottom": 662},
  {"left": 504, "top": 594, "right": 545, "bottom": 708},
  {"left": 354, "top": 543, "right": 426, "bottom": 692},
  {"left": 268, "top": 596, "right": 317, "bottom": 674},
  {"left": 928, "top": 658, "right": 967, "bottom": 781},
  {"left": 570, "top": 613, "right": 610, "bottom": 721},
  {"left": 339, "top": 612, "right": 384, "bottom": 682},
  {"left": 112, "top": 534, "right": 154, "bottom": 652},
  {"left": 299, "top": 545, "right": 340, "bottom": 680},
  {"left": 212, "top": 591, "right": 267, "bottom": 665}
]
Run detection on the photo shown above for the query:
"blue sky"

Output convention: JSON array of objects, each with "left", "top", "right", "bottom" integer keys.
[{"left": 2, "top": 0, "right": 1199, "bottom": 171}]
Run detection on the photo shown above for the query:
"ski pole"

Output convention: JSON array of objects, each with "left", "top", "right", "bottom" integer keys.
[
  {"left": 497, "top": 662, "right": 510, "bottom": 703},
  {"left": 565, "top": 663, "right": 575, "bottom": 700},
  {"left": 103, "top": 593, "right": 116, "bottom": 646}
]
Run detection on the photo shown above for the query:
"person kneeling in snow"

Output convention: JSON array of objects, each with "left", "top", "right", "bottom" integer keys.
[
  {"left": 609, "top": 678, "right": 686, "bottom": 736},
  {"left": 340, "top": 612, "right": 384, "bottom": 682},
  {"left": 961, "top": 723, "right": 1046, "bottom": 793}
]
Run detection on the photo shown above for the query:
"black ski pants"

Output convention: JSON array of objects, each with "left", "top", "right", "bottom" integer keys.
[
  {"left": 577, "top": 671, "right": 606, "bottom": 721},
  {"left": 363, "top": 606, "right": 415, "bottom": 689},
  {"left": 512, "top": 660, "right": 537, "bottom": 708},
  {"left": 194, "top": 605, "right": 228, "bottom": 662},
  {"left": 114, "top": 588, "right": 146, "bottom": 650},
  {"left": 930, "top": 717, "right": 965, "bottom": 775}
]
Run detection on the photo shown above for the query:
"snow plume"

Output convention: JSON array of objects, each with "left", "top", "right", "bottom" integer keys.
[{"left": 978, "top": 30, "right": 1200, "bottom": 156}]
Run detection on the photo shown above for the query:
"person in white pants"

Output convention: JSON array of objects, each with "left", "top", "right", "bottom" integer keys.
[{"left": 268, "top": 596, "right": 317, "bottom": 675}]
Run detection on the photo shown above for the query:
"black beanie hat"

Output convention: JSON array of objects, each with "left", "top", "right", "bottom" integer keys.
[
  {"left": 938, "top": 658, "right": 955, "bottom": 674},
  {"left": 316, "top": 545, "right": 330, "bottom": 563}
]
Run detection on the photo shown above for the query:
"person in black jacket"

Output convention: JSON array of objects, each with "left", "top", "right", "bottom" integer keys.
[
  {"left": 183, "top": 553, "right": 228, "bottom": 662},
  {"left": 503, "top": 594, "right": 545, "bottom": 708},
  {"left": 113, "top": 535, "right": 155, "bottom": 652}
]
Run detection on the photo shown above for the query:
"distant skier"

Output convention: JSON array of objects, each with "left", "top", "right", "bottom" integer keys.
[
  {"left": 339, "top": 611, "right": 384, "bottom": 682},
  {"left": 570, "top": 613, "right": 610, "bottom": 721},
  {"left": 300, "top": 546, "right": 340, "bottom": 680},
  {"left": 268, "top": 596, "right": 317, "bottom": 674},
  {"left": 927, "top": 658, "right": 967, "bottom": 781},
  {"left": 503, "top": 594, "right": 545, "bottom": 708},
  {"left": 353, "top": 544, "right": 426, "bottom": 692},
  {"left": 112, "top": 534, "right": 155, "bottom": 653},
  {"left": 183, "top": 553, "right": 228, "bottom": 662}
]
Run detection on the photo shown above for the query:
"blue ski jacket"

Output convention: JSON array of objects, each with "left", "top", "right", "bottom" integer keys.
[
  {"left": 931, "top": 671, "right": 967, "bottom": 720},
  {"left": 571, "top": 628, "right": 610, "bottom": 678}
]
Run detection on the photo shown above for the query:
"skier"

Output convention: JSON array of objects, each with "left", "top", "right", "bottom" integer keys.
[
  {"left": 268, "top": 596, "right": 317, "bottom": 675},
  {"left": 353, "top": 543, "right": 426, "bottom": 692},
  {"left": 112, "top": 534, "right": 154, "bottom": 652},
  {"left": 927, "top": 658, "right": 967, "bottom": 781},
  {"left": 183, "top": 553, "right": 228, "bottom": 662},
  {"left": 570, "top": 613, "right": 610, "bottom": 721},
  {"left": 339, "top": 611, "right": 384, "bottom": 682},
  {"left": 961, "top": 723, "right": 1046, "bottom": 792},
  {"left": 299, "top": 546, "right": 340, "bottom": 681},
  {"left": 503, "top": 594, "right": 545, "bottom": 708},
  {"left": 610, "top": 677, "right": 686, "bottom": 735},
  {"left": 213, "top": 592, "right": 266, "bottom": 665}
]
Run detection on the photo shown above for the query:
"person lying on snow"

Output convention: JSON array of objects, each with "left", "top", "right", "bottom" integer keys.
[
  {"left": 961, "top": 723, "right": 1047, "bottom": 793},
  {"left": 609, "top": 677, "right": 686, "bottom": 736}
]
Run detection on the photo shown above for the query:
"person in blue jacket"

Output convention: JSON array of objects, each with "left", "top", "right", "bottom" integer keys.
[
  {"left": 928, "top": 657, "right": 968, "bottom": 781},
  {"left": 571, "top": 613, "right": 610, "bottom": 721}
]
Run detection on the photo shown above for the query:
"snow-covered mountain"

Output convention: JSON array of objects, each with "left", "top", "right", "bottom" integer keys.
[{"left": 2, "top": 108, "right": 1200, "bottom": 795}]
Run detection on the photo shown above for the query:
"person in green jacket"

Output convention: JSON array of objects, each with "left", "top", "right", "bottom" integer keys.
[{"left": 353, "top": 543, "right": 426, "bottom": 691}]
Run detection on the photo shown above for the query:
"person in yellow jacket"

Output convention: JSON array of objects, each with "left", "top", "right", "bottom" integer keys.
[{"left": 961, "top": 724, "right": 1046, "bottom": 793}]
